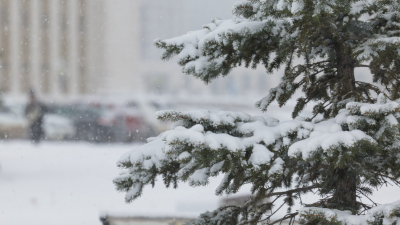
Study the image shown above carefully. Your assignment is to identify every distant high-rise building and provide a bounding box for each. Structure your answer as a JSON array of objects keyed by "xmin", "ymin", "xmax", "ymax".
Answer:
[
  {"xmin": 0, "ymin": 0, "xmax": 105, "ymax": 98},
  {"xmin": 0, "ymin": 0, "xmax": 275, "ymax": 99}
]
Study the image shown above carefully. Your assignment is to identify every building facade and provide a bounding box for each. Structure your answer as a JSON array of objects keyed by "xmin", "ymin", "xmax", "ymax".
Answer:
[
  {"xmin": 0, "ymin": 0, "xmax": 277, "ymax": 99},
  {"xmin": 0, "ymin": 0, "xmax": 105, "ymax": 98}
]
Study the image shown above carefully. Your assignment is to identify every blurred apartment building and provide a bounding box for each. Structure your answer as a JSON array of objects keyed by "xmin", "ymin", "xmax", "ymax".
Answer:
[
  {"xmin": 0, "ymin": 0, "xmax": 104, "ymax": 98},
  {"xmin": 0, "ymin": 0, "xmax": 276, "ymax": 99}
]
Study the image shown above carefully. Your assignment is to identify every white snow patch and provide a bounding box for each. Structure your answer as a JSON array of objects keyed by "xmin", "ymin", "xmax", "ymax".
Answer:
[{"xmin": 249, "ymin": 144, "xmax": 274, "ymax": 167}]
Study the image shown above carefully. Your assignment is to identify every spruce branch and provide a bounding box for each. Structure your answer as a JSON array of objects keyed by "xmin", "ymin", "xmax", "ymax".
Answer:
[
  {"xmin": 266, "ymin": 185, "xmax": 319, "ymax": 198},
  {"xmin": 354, "ymin": 64, "xmax": 371, "ymax": 68},
  {"xmin": 267, "ymin": 212, "xmax": 298, "ymax": 225}
]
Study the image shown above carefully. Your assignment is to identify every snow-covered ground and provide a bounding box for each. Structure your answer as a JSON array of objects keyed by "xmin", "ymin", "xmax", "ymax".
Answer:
[
  {"xmin": 0, "ymin": 140, "xmax": 399, "ymax": 225},
  {"xmin": 0, "ymin": 141, "xmax": 238, "ymax": 225}
]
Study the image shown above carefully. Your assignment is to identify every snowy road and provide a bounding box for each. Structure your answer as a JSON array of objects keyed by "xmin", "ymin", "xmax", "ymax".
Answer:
[
  {"xmin": 0, "ymin": 141, "xmax": 399, "ymax": 225},
  {"xmin": 0, "ymin": 141, "xmax": 224, "ymax": 225}
]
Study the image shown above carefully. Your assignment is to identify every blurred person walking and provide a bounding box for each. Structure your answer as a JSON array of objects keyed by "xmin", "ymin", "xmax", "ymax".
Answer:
[{"xmin": 25, "ymin": 89, "xmax": 47, "ymax": 143}]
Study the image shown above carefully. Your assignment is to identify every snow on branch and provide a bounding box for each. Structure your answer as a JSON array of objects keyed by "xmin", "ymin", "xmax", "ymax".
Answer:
[
  {"xmin": 115, "ymin": 109, "xmax": 313, "ymax": 201},
  {"xmin": 114, "ymin": 95, "xmax": 400, "ymax": 225},
  {"xmin": 155, "ymin": 16, "xmax": 291, "ymax": 83},
  {"xmin": 115, "ymin": 95, "xmax": 400, "ymax": 203},
  {"xmin": 299, "ymin": 200, "xmax": 400, "ymax": 225}
]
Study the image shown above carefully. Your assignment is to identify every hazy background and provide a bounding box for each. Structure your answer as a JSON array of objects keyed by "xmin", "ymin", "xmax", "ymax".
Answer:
[
  {"xmin": 0, "ymin": 1, "xmax": 390, "ymax": 225},
  {"xmin": 0, "ymin": 0, "xmax": 278, "ymax": 100}
]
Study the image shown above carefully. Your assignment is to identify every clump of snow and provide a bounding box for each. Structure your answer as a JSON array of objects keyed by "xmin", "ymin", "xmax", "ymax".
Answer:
[
  {"xmin": 348, "ymin": 97, "xmax": 400, "ymax": 115},
  {"xmin": 288, "ymin": 130, "xmax": 376, "ymax": 160},
  {"xmin": 249, "ymin": 144, "xmax": 274, "ymax": 168},
  {"xmin": 300, "ymin": 200, "xmax": 400, "ymax": 225},
  {"xmin": 291, "ymin": 1, "xmax": 304, "ymax": 14},
  {"xmin": 210, "ymin": 161, "xmax": 225, "ymax": 175},
  {"xmin": 189, "ymin": 168, "xmax": 210, "ymax": 186},
  {"xmin": 350, "ymin": 0, "xmax": 370, "ymax": 15},
  {"xmin": 368, "ymin": 200, "xmax": 400, "ymax": 220},
  {"xmin": 157, "ymin": 110, "xmax": 253, "ymax": 128},
  {"xmin": 118, "ymin": 139, "xmax": 166, "ymax": 169},
  {"xmin": 268, "ymin": 157, "xmax": 284, "ymax": 175},
  {"xmin": 178, "ymin": 151, "xmax": 192, "ymax": 160}
]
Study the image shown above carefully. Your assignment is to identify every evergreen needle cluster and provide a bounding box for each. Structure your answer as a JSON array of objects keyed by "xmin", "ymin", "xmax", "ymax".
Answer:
[{"xmin": 114, "ymin": 0, "xmax": 400, "ymax": 224}]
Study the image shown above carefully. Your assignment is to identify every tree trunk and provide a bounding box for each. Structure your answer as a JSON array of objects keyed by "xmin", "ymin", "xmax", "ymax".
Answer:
[
  {"xmin": 335, "ymin": 44, "xmax": 356, "ymax": 96},
  {"xmin": 323, "ymin": 45, "xmax": 359, "ymax": 212},
  {"xmin": 330, "ymin": 168, "xmax": 358, "ymax": 211}
]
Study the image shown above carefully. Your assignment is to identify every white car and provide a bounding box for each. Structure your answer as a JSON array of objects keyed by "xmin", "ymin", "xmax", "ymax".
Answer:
[
  {"xmin": 43, "ymin": 114, "xmax": 76, "ymax": 141},
  {"xmin": 0, "ymin": 111, "xmax": 28, "ymax": 139}
]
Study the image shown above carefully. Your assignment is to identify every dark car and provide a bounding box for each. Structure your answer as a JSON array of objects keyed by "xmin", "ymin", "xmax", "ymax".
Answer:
[
  {"xmin": 112, "ymin": 108, "xmax": 156, "ymax": 142},
  {"xmin": 47, "ymin": 104, "xmax": 116, "ymax": 142}
]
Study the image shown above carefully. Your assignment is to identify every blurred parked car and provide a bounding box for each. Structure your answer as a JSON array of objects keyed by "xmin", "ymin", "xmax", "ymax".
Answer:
[
  {"xmin": 0, "ymin": 107, "xmax": 28, "ymax": 139},
  {"xmin": 44, "ymin": 97, "xmax": 175, "ymax": 142},
  {"xmin": 111, "ymin": 105, "xmax": 156, "ymax": 142},
  {"xmin": 47, "ymin": 104, "xmax": 115, "ymax": 142},
  {"xmin": 122, "ymin": 99, "xmax": 173, "ymax": 135},
  {"xmin": 0, "ymin": 102, "xmax": 77, "ymax": 141},
  {"xmin": 87, "ymin": 100, "xmax": 157, "ymax": 142},
  {"xmin": 43, "ymin": 114, "xmax": 76, "ymax": 141}
]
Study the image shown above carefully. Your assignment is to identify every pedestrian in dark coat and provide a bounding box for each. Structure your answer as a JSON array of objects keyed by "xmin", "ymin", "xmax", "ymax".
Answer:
[{"xmin": 25, "ymin": 90, "xmax": 47, "ymax": 143}]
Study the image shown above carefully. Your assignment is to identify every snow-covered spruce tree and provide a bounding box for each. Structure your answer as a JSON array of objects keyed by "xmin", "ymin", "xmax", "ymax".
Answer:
[{"xmin": 114, "ymin": 0, "xmax": 400, "ymax": 224}]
